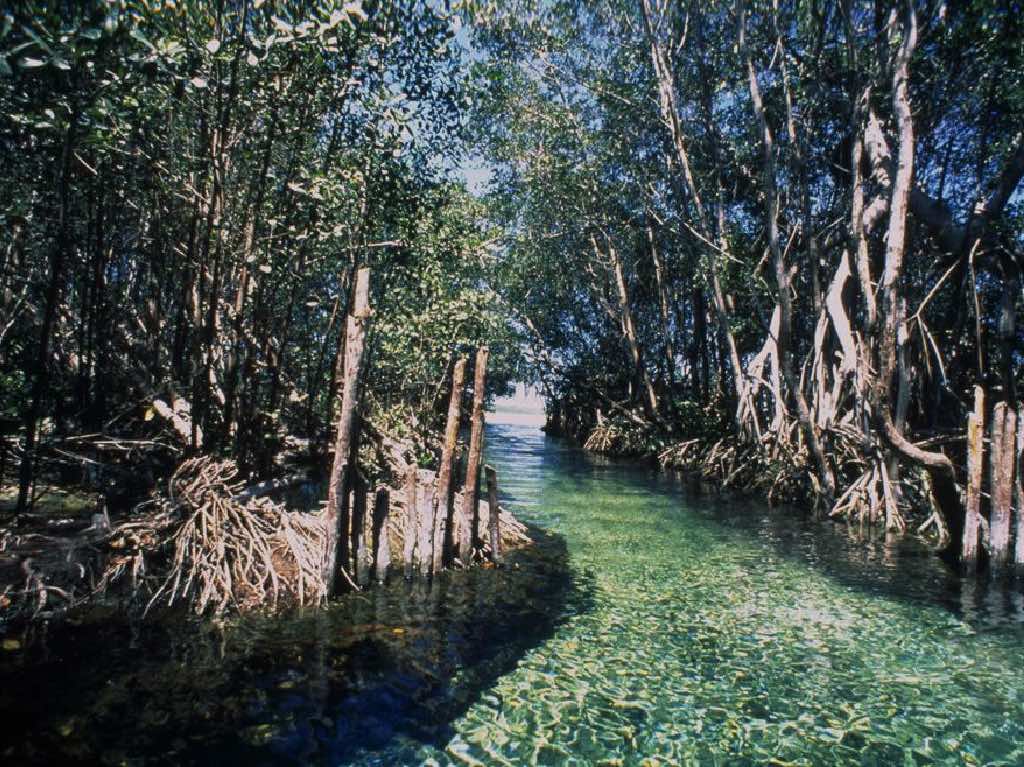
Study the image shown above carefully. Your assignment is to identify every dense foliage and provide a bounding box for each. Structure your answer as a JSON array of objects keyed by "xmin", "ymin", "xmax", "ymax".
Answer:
[
  {"xmin": 0, "ymin": 0, "xmax": 519, "ymax": 511},
  {"xmin": 470, "ymin": 0, "xmax": 1023, "ymax": 539},
  {"xmin": 3, "ymin": 0, "xmax": 1023, "ymax": 557}
]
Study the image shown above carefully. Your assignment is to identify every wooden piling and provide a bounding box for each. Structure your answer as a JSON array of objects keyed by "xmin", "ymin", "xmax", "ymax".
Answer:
[
  {"xmin": 962, "ymin": 385, "xmax": 985, "ymax": 568},
  {"xmin": 323, "ymin": 267, "xmax": 372, "ymax": 595},
  {"xmin": 372, "ymin": 487, "xmax": 391, "ymax": 585},
  {"xmin": 990, "ymin": 403, "xmax": 1017, "ymax": 570},
  {"xmin": 459, "ymin": 347, "xmax": 489, "ymax": 562},
  {"xmin": 353, "ymin": 474, "xmax": 371, "ymax": 588},
  {"xmin": 417, "ymin": 469, "xmax": 436, "ymax": 577},
  {"xmin": 402, "ymin": 463, "xmax": 417, "ymax": 579},
  {"xmin": 434, "ymin": 357, "xmax": 467, "ymax": 573},
  {"xmin": 1014, "ymin": 404, "xmax": 1024, "ymax": 570},
  {"xmin": 485, "ymin": 464, "xmax": 501, "ymax": 564}
]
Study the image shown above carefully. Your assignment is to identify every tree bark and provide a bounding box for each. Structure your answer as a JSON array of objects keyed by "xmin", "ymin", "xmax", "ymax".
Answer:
[
  {"xmin": 866, "ymin": 4, "xmax": 964, "ymax": 549},
  {"xmin": 372, "ymin": 487, "xmax": 391, "ymax": 585},
  {"xmin": 16, "ymin": 104, "xmax": 78, "ymax": 516},
  {"xmin": 403, "ymin": 463, "xmax": 418, "ymax": 579},
  {"xmin": 608, "ymin": 235, "xmax": 658, "ymax": 418},
  {"xmin": 640, "ymin": 0, "xmax": 747, "ymax": 427},
  {"xmin": 989, "ymin": 403, "xmax": 1016, "ymax": 571},
  {"xmin": 1014, "ymin": 404, "xmax": 1024, "ymax": 569},
  {"xmin": 434, "ymin": 356, "xmax": 467, "ymax": 572},
  {"xmin": 417, "ymin": 469, "xmax": 437, "ymax": 577},
  {"xmin": 645, "ymin": 221, "xmax": 675, "ymax": 389},
  {"xmin": 352, "ymin": 473, "xmax": 371, "ymax": 588},
  {"xmin": 459, "ymin": 347, "xmax": 489, "ymax": 562},
  {"xmin": 322, "ymin": 267, "xmax": 372, "ymax": 596},
  {"xmin": 739, "ymin": 1, "xmax": 835, "ymax": 501}
]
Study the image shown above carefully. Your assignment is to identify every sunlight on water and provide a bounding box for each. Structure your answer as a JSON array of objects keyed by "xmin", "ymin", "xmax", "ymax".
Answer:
[
  {"xmin": 403, "ymin": 423, "xmax": 1024, "ymax": 767},
  {"xmin": 2, "ymin": 425, "xmax": 1023, "ymax": 765}
]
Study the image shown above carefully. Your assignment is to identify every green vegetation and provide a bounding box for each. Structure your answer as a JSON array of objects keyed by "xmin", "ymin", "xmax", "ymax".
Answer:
[
  {"xmin": 0, "ymin": 0, "xmax": 520, "ymax": 513},
  {"xmin": 1, "ymin": 2, "xmax": 1024, "ymax": 762},
  {"xmin": 4, "ymin": 1, "xmax": 1023, "ymax": 562},
  {"xmin": 471, "ymin": 0, "xmax": 1024, "ymax": 555}
]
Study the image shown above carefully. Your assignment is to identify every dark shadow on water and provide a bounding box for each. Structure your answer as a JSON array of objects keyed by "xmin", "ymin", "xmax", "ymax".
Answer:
[{"xmin": 0, "ymin": 524, "xmax": 594, "ymax": 766}]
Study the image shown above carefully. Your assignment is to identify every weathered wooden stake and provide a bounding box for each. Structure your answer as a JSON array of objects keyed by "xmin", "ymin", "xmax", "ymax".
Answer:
[
  {"xmin": 417, "ymin": 469, "xmax": 436, "ymax": 577},
  {"xmin": 372, "ymin": 487, "xmax": 391, "ymax": 585},
  {"xmin": 353, "ymin": 474, "xmax": 371, "ymax": 588},
  {"xmin": 323, "ymin": 267, "xmax": 371, "ymax": 596},
  {"xmin": 990, "ymin": 403, "xmax": 1017, "ymax": 570},
  {"xmin": 434, "ymin": 357, "xmax": 467, "ymax": 573},
  {"xmin": 485, "ymin": 464, "xmax": 501, "ymax": 564},
  {"xmin": 962, "ymin": 385, "xmax": 985, "ymax": 568},
  {"xmin": 1015, "ymin": 405, "xmax": 1024, "ymax": 570},
  {"xmin": 459, "ymin": 347, "xmax": 489, "ymax": 562},
  {"xmin": 403, "ymin": 463, "xmax": 417, "ymax": 579}
]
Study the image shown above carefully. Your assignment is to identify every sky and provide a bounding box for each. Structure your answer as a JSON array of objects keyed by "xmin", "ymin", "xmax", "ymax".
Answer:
[
  {"xmin": 459, "ymin": 159, "xmax": 493, "ymax": 195},
  {"xmin": 489, "ymin": 382, "xmax": 547, "ymax": 426}
]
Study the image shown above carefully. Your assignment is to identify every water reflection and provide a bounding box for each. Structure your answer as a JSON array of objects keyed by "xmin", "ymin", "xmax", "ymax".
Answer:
[
  {"xmin": 3, "ymin": 424, "xmax": 1024, "ymax": 766},
  {"xmin": 0, "ymin": 522, "xmax": 588, "ymax": 766},
  {"xmin": 661, "ymin": 468, "xmax": 1024, "ymax": 634},
  {"xmin": 459, "ymin": 424, "xmax": 1024, "ymax": 766}
]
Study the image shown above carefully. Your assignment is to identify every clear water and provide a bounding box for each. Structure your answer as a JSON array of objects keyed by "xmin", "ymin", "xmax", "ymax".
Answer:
[{"xmin": 2, "ymin": 423, "xmax": 1023, "ymax": 765}]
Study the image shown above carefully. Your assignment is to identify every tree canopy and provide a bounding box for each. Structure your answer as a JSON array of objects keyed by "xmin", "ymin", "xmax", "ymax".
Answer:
[
  {"xmin": 1, "ymin": 0, "xmax": 521, "ymax": 511},
  {"xmin": 469, "ymin": 0, "xmax": 1023, "ymax": 539},
  {"xmin": 2, "ymin": 0, "xmax": 1023, "ymax": 555}
]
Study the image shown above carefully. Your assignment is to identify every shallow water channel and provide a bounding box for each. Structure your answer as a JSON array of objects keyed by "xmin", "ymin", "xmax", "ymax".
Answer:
[{"xmin": 3, "ymin": 423, "xmax": 1024, "ymax": 765}]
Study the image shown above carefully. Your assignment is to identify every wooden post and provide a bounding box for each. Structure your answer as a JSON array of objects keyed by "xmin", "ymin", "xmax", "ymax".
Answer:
[
  {"xmin": 417, "ymin": 469, "xmax": 436, "ymax": 577},
  {"xmin": 990, "ymin": 403, "xmax": 1016, "ymax": 570},
  {"xmin": 353, "ymin": 474, "xmax": 370, "ymax": 588},
  {"xmin": 402, "ymin": 464, "xmax": 417, "ymax": 579},
  {"xmin": 485, "ymin": 464, "xmax": 501, "ymax": 564},
  {"xmin": 372, "ymin": 487, "xmax": 391, "ymax": 585},
  {"xmin": 962, "ymin": 386, "xmax": 985, "ymax": 568},
  {"xmin": 323, "ymin": 267, "xmax": 372, "ymax": 596},
  {"xmin": 1014, "ymin": 404, "xmax": 1024, "ymax": 569},
  {"xmin": 459, "ymin": 347, "xmax": 489, "ymax": 562},
  {"xmin": 434, "ymin": 357, "xmax": 467, "ymax": 573}
]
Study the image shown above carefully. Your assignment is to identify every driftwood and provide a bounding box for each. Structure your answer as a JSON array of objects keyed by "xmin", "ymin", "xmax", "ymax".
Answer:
[
  {"xmin": 352, "ymin": 473, "xmax": 371, "ymax": 588},
  {"xmin": 4, "ymin": 386, "xmax": 535, "ymax": 621},
  {"xmin": 125, "ymin": 457, "xmax": 330, "ymax": 615},
  {"xmin": 372, "ymin": 488, "xmax": 390, "ymax": 584},
  {"xmin": 402, "ymin": 464, "xmax": 417, "ymax": 579},
  {"xmin": 235, "ymin": 473, "xmax": 309, "ymax": 503},
  {"xmin": 417, "ymin": 469, "xmax": 437, "ymax": 577}
]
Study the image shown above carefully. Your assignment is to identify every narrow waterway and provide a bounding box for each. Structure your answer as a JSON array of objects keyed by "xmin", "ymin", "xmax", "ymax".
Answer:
[
  {"xmin": 2, "ymin": 423, "xmax": 1024, "ymax": 765},
  {"xmin": 436, "ymin": 422, "xmax": 1024, "ymax": 766}
]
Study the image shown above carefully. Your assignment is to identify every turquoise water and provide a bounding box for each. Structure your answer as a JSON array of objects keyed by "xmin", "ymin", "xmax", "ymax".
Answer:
[
  {"xmin": 2, "ymin": 423, "xmax": 1023, "ymax": 765},
  {"xmin": 426, "ymin": 423, "xmax": 1024, "ymax": 766}
]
